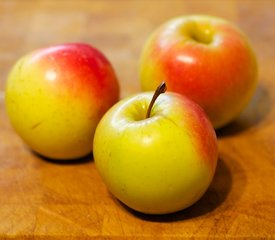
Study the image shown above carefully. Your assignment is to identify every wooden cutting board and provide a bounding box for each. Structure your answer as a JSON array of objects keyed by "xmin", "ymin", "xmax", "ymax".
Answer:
[{"xmin": 0, "ymin": 1, "xmax": 274, "ymax": 239}]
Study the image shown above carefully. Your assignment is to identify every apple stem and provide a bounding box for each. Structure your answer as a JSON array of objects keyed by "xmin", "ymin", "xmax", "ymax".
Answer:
[{"xmin": 146, "ymin": 81, "xmax": 167, "ymax": 118}]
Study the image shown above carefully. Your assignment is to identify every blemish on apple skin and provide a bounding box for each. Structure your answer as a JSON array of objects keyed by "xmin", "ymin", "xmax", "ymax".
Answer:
[
  {"xmin": 31, "ymin": 121, "xmax": 43, "ymax": 130},
  {"xmin": 17, "ymin": 59, "xmax": 24, "ymax": 75},
  {"xmin": 121, "ymin": 184, "xmax": 126, "ymax": 193}
]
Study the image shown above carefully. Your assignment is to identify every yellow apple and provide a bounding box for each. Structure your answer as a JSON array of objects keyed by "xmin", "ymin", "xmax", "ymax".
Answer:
[
  {"xmin": 94, "ymin": 83, "xmax": 218, "ymax": 214},
  {"xmin": 5, "ymin": 43, "xmax": 119, "ymax": 160}
]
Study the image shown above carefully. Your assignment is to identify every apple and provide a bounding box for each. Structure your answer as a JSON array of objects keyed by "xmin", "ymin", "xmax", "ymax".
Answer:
[
  {"xmin": 94, "ymin": 82, "xmax": 218, "ymax": 214},
  {"xmin": 5, "ymin": 43, "xmax": 119, "ymax": 160},
  {"xmin": 139, "ymin": 15, "xmax": 258, "ymax": 129}
]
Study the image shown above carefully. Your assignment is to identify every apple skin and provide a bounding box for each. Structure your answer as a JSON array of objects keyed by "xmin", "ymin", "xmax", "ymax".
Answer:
[
  {"xmin": 5, "ymin": 43, "xmax": 119, "ymax": 160},
  {"xmin": 93, "ymin": 91, "xmax": 218, "ymax": 214},
  {"xmin": 139, "ymin": 15, "xmax": 258, "ymax": 129}
]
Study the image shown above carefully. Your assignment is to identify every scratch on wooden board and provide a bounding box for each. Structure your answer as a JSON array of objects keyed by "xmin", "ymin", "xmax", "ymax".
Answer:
[{"xmin": 0, "ymin": 91, "xmax": 4, "ymax": 101}]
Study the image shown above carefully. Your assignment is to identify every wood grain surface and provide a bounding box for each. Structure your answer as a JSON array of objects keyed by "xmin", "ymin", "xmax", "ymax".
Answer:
[{"xmin": 0, "ymin": 0, "xmax": 274, "ymax": 239}]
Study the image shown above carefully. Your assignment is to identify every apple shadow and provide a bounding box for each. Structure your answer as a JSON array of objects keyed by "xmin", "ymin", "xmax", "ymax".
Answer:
[
  {"xmin": 116, "ymin": 157, "xmax": 238, "ymax": 222},
  {"xmin": 216, "ymin": 84, "xmax": 271, "ymax": 137},
  {"xmin": 32, "ymin": 150, "xmax": 94, "ymax": 165}
]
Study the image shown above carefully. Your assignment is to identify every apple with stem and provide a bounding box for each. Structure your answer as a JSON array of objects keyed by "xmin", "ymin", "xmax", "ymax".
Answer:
[
  {"xmin": 5, "ymin": 43, "xmax": 119, "ymax": 160},
  {"xmin": 139, "ymin": 15, "xmax": 258, "ymax": 129},
  {"xmin": 94, "ymin": 82, "xmax": 218, "ymax": 214}
]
